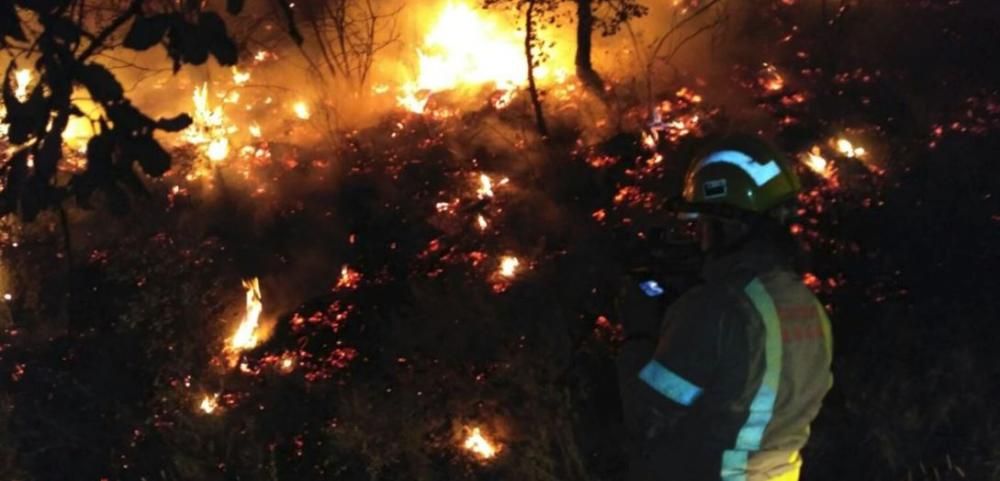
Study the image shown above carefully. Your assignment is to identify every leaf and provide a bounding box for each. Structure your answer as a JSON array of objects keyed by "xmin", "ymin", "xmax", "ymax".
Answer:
[
  {"xmin": 123, "ymin": 14, "xmax": 171, "ymax": 51},
  {"xmin": 85, "ymin": 133, "xmax": 114, "ymax": 176},
  {"xmin": 199, "ymin": 12, "xmax": 238, "ymax": 66},
  {"xmin": 172, "ymin": 21, "xmax": 208, "ymax": 65},
  {"xmin": 79, "ymin": 63, "xmax": 124, "ymax": 103},
  {"xmin": 155, "ymin": 113, "xmax": 193, "ymax": 132},
  {"xmin": 226, "ymin": 0, "xmax": 245, "ymax": 15},
  {"xmin": 124, "ymin": 135, "xmax": 171, "ymax": 177}
]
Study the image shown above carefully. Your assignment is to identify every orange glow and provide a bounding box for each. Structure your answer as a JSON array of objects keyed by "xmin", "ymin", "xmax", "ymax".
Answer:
[
  {"xmin": 336, "ymin": 265, "xmax": 362, "ymax": 290},
  {"xmin": 199, "ymin": 394, "xmax": 220, "ymax": 414},
  {"xmin": 499, "ymin": 256, "xmax": 520, "ymax": 278},
  {"xmin": 396, "ymin": 1, "xmax": 570, "ymax": 113},
  {"xmin": 293, "ymin": 101, "xmax": 311, "ymax": 120},
  {"xmin": 462, "ymin": 426, "xmax": 500, "ymax": 460}
]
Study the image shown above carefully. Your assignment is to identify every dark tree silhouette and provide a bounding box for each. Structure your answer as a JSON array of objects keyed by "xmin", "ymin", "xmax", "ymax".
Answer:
[{"xmin": 0, "ymin": 0, "xmax": 299, "ymax": 222}]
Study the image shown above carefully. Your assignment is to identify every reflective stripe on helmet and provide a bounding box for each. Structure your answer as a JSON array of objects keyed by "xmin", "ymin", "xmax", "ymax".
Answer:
[
  {"xmin": 721, "ymin": 278, "xmax": 785, "ymax": 479},
  {"xmin": 696, "ymin": 150, "xmax": 781, "ymax": 187},
  {"xmin": 638, "ymin": 360, "xmax": 703, "ymax": 406}
]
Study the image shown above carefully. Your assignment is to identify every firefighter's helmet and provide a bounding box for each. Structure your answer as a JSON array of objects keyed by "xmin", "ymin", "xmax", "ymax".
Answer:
[{"xmin": 681, "ymin": 134, "xmax": 801, "ymax": 216}]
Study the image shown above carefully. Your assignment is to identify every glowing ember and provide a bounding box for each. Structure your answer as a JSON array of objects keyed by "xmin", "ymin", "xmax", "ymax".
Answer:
[
  {"xmin": 293, "ymin": 101, "xmax": 311, "ymax": 120},
  {"xmin": 231, "ymin": 67, "xmax": 251, "ymax": 86},
  {"xmin": 499, "ymin": 256, "xmax": 520, "ymax": 278},
  {"xmin": 835, "ymin": 138, "xmax": 865, "ymax": 158},
  {"xmin": 14, "ymin": 69, "xmax": 32, "ymax": 102},
  {"xmin": 477, "ymin": 174, "xmax": 495, "ymax": 198},
  {"xmin": 462, "ymin": 426, "xmax": 500, "ymax": 460},
  {"xmin": 199, "ymin": 394, "xmax": 220, "ymax": 414},
  {"xmin": 760, "ymin": 64, "xmax": 785, "ymax": 92},
  {"xmin": 249, "ymin": 122, "xmax": 262, "ymax": 138},
  {"xmin": 279, "ymin": 354, "xmax": 296, "ymax": 373},
  {"xmin": 229, "ymin": 278, "xmax": 263, "ymax": 352},
  {"xmin": 476, "ymin": 214, "xmax": 488, "ymax": 230},
  {"xmin": 336, "ymin": 265, "xmax": 362, "ymax": 290},
  {"xmin": 476, "ymin": 174, "xmax": 508, "ymax": 199}
]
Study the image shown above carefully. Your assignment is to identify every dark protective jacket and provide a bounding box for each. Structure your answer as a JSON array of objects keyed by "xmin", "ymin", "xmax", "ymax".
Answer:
[{"xmin": 617, "ymin": 239, "xmax": 833, "ymax": 481}]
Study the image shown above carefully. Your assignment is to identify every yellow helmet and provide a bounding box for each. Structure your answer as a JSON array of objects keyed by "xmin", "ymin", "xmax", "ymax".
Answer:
[{"xmin": 682, "ymin": 134, "xmax": 801, "ymax": 215}]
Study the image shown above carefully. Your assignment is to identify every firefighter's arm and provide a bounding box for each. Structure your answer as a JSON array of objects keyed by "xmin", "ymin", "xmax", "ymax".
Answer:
[{"xmin": 629, "ymin": 288, "xmax": 723, "ymax": 438}]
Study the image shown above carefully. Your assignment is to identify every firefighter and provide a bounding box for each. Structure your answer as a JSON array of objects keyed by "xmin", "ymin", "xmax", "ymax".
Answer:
[{"xmin": 616, "ymin": 134, "xmax": 834, "ymax": 481}]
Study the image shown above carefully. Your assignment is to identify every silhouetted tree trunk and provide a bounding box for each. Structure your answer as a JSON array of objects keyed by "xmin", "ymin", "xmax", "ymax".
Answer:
[
  {"xmin": 575, "ymin": 0, "xmax": 605, "ymax": 95},
  {"xmin": 525, "ymin": 0, "xmax": 549, "ymax": 137}
]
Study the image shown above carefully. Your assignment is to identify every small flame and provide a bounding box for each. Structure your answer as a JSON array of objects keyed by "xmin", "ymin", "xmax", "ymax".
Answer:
[
  {"xmin": 463, "ymin": 427, "xmax": 500, "ymax": 460},
  {"xmin": 801, "ymin": 147, "xmax": 836, "ymax": 181},
  {"xmin": 249, "ymin": 122, "xmax": 262, "ymax": 138},
  {"xmin": 293, "ymin": 102, "xmax": 311, "ymax": 120},
  {"xmin": 14, "ymin": 69, "xmax": 32, "ymax": 102},
  {"xmin": 231, "ymin": 67, "xmax": 251, "ymax": 86},
  {"xmin": 279, "ymin": 354, "xmax": 296, "ymax": 373},
  {"xmin": 499, "ymin": 256, "xmax": 520, "ymax": 278},
  {"xmin": 476, "ymin": 214, "xmax": 488, "ymax": 230},
  {"xmin": 835, "ymin": 138, "xmax": 865, "ymax": 158},
  {"xmin": 199, "ymin": 394, "xmax": 220, "ymax": 414},
  {"xmin": 229, "ymin": 278, "xmax": 263, "ymax": 352},
  {"xmin": 477, "ymin": 174, "xmax": 494, "ymax": 198},
  {"xmin": 336, "ymin": 265, "xmax": 362, "ymax": 290}
]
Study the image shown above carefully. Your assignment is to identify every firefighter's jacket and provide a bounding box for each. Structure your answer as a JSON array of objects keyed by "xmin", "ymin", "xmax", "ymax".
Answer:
[{"xmin": 617, "ymin": 240, "xmax": 833, "ymax": 481}]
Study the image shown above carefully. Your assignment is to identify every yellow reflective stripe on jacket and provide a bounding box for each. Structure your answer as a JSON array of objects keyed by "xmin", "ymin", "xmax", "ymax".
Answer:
[{"xmin": 721, "ymin": 278, "xmax": 786, "ymax": 481}]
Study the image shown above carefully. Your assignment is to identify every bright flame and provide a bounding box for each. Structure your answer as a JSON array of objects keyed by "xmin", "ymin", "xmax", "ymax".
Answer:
[
  {"xmin": 499, "ymin": 256, "xmax": 520, "ymax": 278},
  {"xmin": 835, "ymin": 138, "xmax": 865, "ymax": 158},
  {"xmin": 199, "ymin": 394, "xmax": 220, "ymax": 414},
  {"xmin": 14, "ymin": 69, "xmax": 32, "ymax": 102},
  {"xmin": 801, "ymin": 147, "xmax": 836, "ymax": 180},
  {"xmin": 229, "ymin": 278, "xmax": 263, "ymax": 352},
  {"xmin": 463, "ymin": 427, "xmax": 500, "ymax": 460},
  {"xmin": 231, "ymin": 67, "xmax": 251, "ymax": 86},
  {"xmin": 185, "ymin": 83, "xmax": 233, "ymax": 162},
  {"xmin": 397, "ymin": 1, "xmax": 568, "ymax": 113},
  {"xmin": 206, "ymin": 138, "xmax": 230, "ymax": 162},
  {"xmin": 249, "ymin": 122, "xmax": 262, "ymax": 138},
  {"xmin": 477, "ymin": 174, "xmax": 495, "ymax": 198},
  {"xmin": 293, "ymin": 101, "xmax": 311, "ymax": 120},
  {"xmin": 476, "ymin": 214, "xmax": 488, "ymax": 230}
]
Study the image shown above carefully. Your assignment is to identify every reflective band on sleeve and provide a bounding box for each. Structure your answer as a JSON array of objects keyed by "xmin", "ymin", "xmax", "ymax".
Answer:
[
  {"xmin": 697, "ymin": 150, "xmax": 781, "ymax": 187},
  {"xmin": 721, "ymin": 278, "xmax": 785, "ymax": 478},
  {"xmin": 638, "ymin": 360, "xmax": 703, "ymax": 406}
]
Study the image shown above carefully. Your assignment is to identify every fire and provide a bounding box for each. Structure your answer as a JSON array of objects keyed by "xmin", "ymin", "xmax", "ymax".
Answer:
[
  {"xmin": 336, "ymin": 265, "xmax": 362, "ymax": 290},
  {"xmin": 229, "ymin": 278, "xmax": 263, "ymax": 352},
  {"xmin": 759, "ymin": 64, "xmax": 785, "ymax": 92},
  {"xmin": 462, "ymin": 426, "xmax": 500, "ymax": 460},
  {"xmin": 293, "ymin": 101, "xmax": 311, "ymax": 120},
  {"xmin": 801, "ymin": 147, "xmax": 835, "ymax": 180},
  {"xmin": 476, "ymin": 174, "xmax": 508, "ymax": 199},
  {"xmin": 199, "ymin": 394, "xmax": 220, "ymax": 414},
  {"xmin": 499, "ymin": 256, "xmax": 520, "ymax": 278},
  {"xmin": 835, "ymin": 138, "xmax": 865, "ymax": 158},
  {"xmin": 231, "ymin": 67, "xmax": 251, "ymax": 86},
  {"xmin": 14, "ymin": 69, "xmax": 32, "ymax": 102},
  {"xmin": 476, "ymin": 214, "xmax": 488, "ymax": 230},
  {"xmin": 186, "ymin": 83, "xmax": 232, "ymax": 162},
  {"xmin": 397, "ymin": 1, "xmax": 569, "ymax": 113},
  {"xmin": 248, "ymin": 122, "xmax": 262, "ymax": 138}
]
